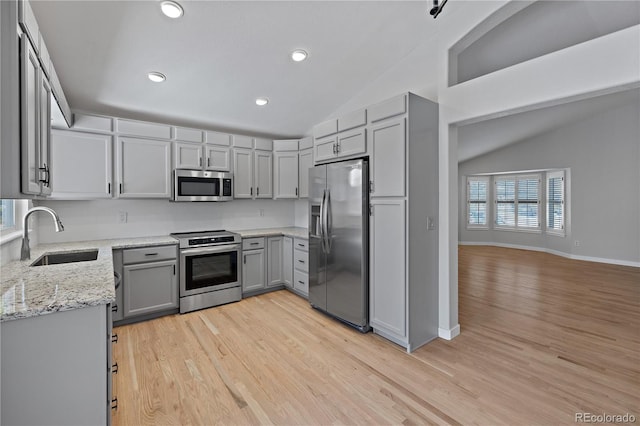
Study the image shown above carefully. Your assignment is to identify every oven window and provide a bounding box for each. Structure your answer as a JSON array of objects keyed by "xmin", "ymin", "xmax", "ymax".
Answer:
[
  {"xmin": 185, "ymin": 251, "xmax": 238, "ymax": 291},
  {"xmin": 178, "ymin": 177, "xmax": 220, "ymax": 196}
]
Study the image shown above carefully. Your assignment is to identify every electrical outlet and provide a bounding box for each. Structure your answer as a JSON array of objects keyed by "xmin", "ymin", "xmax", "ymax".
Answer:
[
  {"xmin": 574, "ymin": 240, "xmax": 580, "ymax": 247},
  {"xmin": 259, "ymin": 209, "xmax": 265, "ymax": 217},
  {"xmin": 118, "ymin": 211, "xmax": 128, "ymax": 224}
]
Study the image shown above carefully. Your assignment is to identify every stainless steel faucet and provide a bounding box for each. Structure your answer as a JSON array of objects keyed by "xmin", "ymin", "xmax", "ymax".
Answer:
[{"xmin": 20, "ymin": 206, "xmax": 64, "ymax": 260}]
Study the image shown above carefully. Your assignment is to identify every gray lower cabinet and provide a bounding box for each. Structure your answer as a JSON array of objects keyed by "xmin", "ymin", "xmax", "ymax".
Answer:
[
  {"xmin": 283, "ymin": 236, "xmax": 293, "ymax": 288},
  {"xmin": 242, "ymin": 249, "xmax": 265, "ymax": 293},
  {"xmin": 1, "ymin": 305, "xmax": 110, "ymax": 425},
  {"xmin": 267, "ymin": 236, "xmax": 283, "ymax": 287},
  {"xmin": 120, "ymin": 245, "xmax": 178, "ymax": 319}
]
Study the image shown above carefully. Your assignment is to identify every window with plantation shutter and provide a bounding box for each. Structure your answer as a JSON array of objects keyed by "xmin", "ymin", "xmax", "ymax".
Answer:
[
  {"xmin": 467, "ymin": 177, "xmax": 489, "ymax": 228},
  {"xmin": 546, "ymin": 171, "xmax": 565, "ymax": 235},
  {"xmin": 495, "ymin": 174, "xmax": 540, "ymax": 231}
]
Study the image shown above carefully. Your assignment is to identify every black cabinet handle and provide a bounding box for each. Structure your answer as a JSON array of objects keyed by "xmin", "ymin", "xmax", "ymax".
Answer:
[
  {"xmin": 112, "ymin": 333, "xmax": 118, "ymax": 344},
  {"xmin": 297, "ymin": 243, "xmax": 305, "ymax": 247},
  {"xmin": 111, "ymin": 397, "xmax": 118, "ymax": 410},
  {"xmin": 250, "ymin": 242, "xmax": 260, "ymax": 246},
  {"xmin": 112, "ymin": 304, "xmax": 118, "ymax": 313},
  {"xmin": 243, "ymin": 255, "xmax": 246, "ymax": 265},
  {"xmin": 207, "ymin": 157, "xmax": 210, "ymax": 167},
  {"xmin": 173, "ymin": 264, "xmax": 176, "ymax": 275},
  {"xmin": 108, "ymin": 183, "xmax": 111, "ymax": 194},
  {"xmin": 295, "ymin": 187, "xmax": 298, "ymax": 196},
  {"xmin": 257, "ymin": 187, "xmax": 260, "ymax": 196},
  {"xmin": 144, "ymin": 253, "xmax": 158, "ymax": 256},
  {"xmin": 119, "ymin": 183, "xmax": 122, "ymax": 194},
  {"xmin": 250, "ymin": 187, "xmax": 253, "ymax": 196},
  {"xmin": 298, "ymin": 281, "xmax": 304, "ymax": 285},
  {"xmin": 298, "ymin": 259, "xmax": 305, "ymax": 263},
  {"xmin": 112, "ymin": 362, "xmax": 118, "ymax": 374}
]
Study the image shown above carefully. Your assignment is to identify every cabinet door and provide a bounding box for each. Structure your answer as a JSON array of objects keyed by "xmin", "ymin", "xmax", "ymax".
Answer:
[
  {"xmin": 283, "ymin": 237, "xmax": 293, "ymax": 288},
  {"xmin": 174, "ymin": 142, "xmax": 203, "ymax": 169},
  {"xmin": 254, "ymin": 150, "xmax": 273, "ymax": 199},
  {"xmin": 117, "ymin": 137, "xmax": 172, "ymax": 198},
  {"xmin": 371, "ymin": 118, "xmax": 406, "ymax": 197},
  {"xmin": 314, "ymin": 136, "xmax": 337, "ymax": 163},
  {"xmin": 337, "ymin": 127, "xmax": 366, "ymax": 159},
  {"xmin": 20, "ymin": 36, "xmax": 41, "ymax": 195},
  {"xmin": 273, "ymin": 152, "xmax": 299, "ymax": 199},
  {"xmin": 370, "ymin": 199, "xmax": 406, "ymax": 340},
  {"xmin": 38, "ymin": 76, "xmax": 52, "ymax": 195},
  {"xmin": 298, "ymin": 149, "xmax": 313, "ymax": 198},
  {"xmin": 233, "ymin": 148, "xmax": 253, "ymax": 198},
  {"xmin": 205, "ymin": 145, "xmax": 230, "ymax": 171},
  {"xmin": 242, "ymin": 249, "xmax": 265, "ymax": 293},
  {"xmin": 123, "ymin": 260, "xmax": 178, "ymax": 318},
  {"xmin": 50, "ymin": 130, "xmax": 113, "ymax": 199},
  {"xmin": 267, "ymin": 237, "xmax": 283, "ymax": 287}
]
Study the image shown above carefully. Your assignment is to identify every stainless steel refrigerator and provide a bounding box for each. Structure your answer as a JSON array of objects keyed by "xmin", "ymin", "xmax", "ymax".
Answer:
[{"xmin": 308, "ymin": 158, "xmax": 369, "ymax": 332}]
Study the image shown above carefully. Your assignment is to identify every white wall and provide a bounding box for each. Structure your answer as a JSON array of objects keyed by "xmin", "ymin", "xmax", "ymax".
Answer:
[
  {"xmin": 35, "ymin": 199, "xmax": 296, "ymax": 244},
  {"xmin": 294, "ymin": 200, "xmax": 308, "ymax": 228},
  {"xmin": 458, "ymin": 98, "xmax": 640, "ymax": 265}
]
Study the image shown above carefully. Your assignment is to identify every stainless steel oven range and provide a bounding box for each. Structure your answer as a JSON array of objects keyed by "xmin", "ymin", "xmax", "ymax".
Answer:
[{"xmin": 171, "ymin": 230, "xmax": 242, "ymax": 314}]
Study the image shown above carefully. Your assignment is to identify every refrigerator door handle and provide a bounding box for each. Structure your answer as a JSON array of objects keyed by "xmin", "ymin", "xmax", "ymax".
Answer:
[
  {"xmin": 325, "ymin": 189, "xmax": 333, "ymax": 253},
  {"xmin": 320, "ymin": 189, "xmax": 327, "ymax": 254}
]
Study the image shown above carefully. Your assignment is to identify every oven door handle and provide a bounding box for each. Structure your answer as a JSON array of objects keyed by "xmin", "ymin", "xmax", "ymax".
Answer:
[{"xmin": 180, "ymin": 244, "xmax": 241, "ymax": 256}]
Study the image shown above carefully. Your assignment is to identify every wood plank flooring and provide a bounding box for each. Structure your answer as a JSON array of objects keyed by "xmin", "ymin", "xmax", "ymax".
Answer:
[{"xmin": 112, "ymin": 246, "xmax": 639, "ymax": 425}]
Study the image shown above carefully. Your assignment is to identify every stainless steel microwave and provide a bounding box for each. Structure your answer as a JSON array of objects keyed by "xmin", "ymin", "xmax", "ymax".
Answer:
[{"xmin": 172, "ymin": 170, "xmax": 233, "ymax": 202}]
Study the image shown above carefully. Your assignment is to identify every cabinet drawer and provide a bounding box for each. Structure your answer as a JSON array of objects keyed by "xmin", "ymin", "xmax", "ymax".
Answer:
[
  {"xmin": 242, "ymin": 237, "xmax": 265, "ymax": 250},
  {"xmin": 294, "ymin": 249, "xmax": 308, "ymax": 272},
  {"xmin": 293, "ymin": 238, "xmax": 308, "ymax": 251},
  {"xmin": 123, "ymin": 245, "xmax": 177, "ymax": 264},
  {"xmin": 294, "ymin": 270, "xmax": 309, "ymax": 295}
]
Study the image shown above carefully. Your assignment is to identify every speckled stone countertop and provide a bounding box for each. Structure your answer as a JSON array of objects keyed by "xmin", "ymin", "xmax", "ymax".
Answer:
[
  {"xmin": 0, "ymin": 236, "xmax": 177, "ymax": 323},
  {"xmin": 235, "ymin": 227, "xmax": 308, "ymax": 239}
]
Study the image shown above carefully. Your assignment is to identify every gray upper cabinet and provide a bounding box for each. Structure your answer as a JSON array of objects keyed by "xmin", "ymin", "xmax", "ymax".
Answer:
[
  {"xmin": 298, "ymin": 148, "xmax": 313, "ymax": 198},
  {"xmin": 273, "ymin": 151, "xmax": 299, "ymax": 199},
  {"xmin": 254, "ymin": 150, "xmax": 273, "ymax": 198},
  {"xmin": 116, "ymin": 137, "xmax": 172, "ymax": 198},
  {"xmin": 233, "ymin": 148, "xmax": 253, "ymax": 198},
  {"xmin": 370, "ymin": 118, "xmax": 406, "ymax": 197},
  {"xmin": 20, "ymin": 35, "xmax": 50, "ymax": 196},
  {"xmin": 50, "ymin": 129, "xmax": 113, "ymax": 199}
]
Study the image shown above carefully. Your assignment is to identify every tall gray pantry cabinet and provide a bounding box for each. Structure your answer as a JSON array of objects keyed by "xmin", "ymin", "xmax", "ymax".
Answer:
[{"xmin": 367, "ymin": 93, "xmax": 439, "ymax": 352}]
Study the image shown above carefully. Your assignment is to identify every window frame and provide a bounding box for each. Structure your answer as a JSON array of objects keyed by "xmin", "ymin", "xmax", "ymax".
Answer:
[
  {"xmin": 0, "ymin": 200, "xmax": 28, "ymax": 244},
  {"xmin": 494, "ymin": 174, "xmax": 542, "ymax": 233},
  {"xmin": 546, "ymin": 170, "xmax": 565, "ymax": 236},
  {"xmin": 466, "ymin": 176, "xmax": 490, "ymax": 229}
]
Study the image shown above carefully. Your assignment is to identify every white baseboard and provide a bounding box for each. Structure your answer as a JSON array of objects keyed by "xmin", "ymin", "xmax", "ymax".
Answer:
[
  {"xmin": 459, "ymin": 241, "xmax": 640, "ymax": 268},
  {"xmin": 438, "ymin": 324, "xmax": 460, "ymax": 340}
]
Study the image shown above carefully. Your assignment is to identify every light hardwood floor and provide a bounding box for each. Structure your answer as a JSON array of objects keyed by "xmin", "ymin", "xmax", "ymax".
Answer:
[{"xmin": 112, "ymin": 246, "xmax": 639, "ymax": 425}]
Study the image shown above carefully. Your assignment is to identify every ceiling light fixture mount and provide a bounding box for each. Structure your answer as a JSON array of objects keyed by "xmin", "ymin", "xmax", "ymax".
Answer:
[
  {"xmin": 148, "ymin": 72, "xmax": 166, "ymax": 83},
  {"xmin": 291, "ymin": 49, "xmax": 308, "ymax": 62},
  {"xmin": 161, "ymin": 1, "xmax": 184, "ymax": 18},
  {"xmin": 255, "ymin": 98, "xmax": 269, "ymax": 106},
  {"xmin": 429, "ymin": 0, "xmax": 448, "ymax": 18}
]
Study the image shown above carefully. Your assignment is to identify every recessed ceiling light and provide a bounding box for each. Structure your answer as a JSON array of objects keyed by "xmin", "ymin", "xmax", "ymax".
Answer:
[
  {"xmin": 291, "ymin": 49, "xmax": 308, "ymax": 62},
  {"xmin": 161, "ymin": 1, "xmax": 183, "ymax": 18},
  {"xmin": 255, "ymin": 98, "xmax": 269, "ymax": 106},
  {"xmin": 148, "ymin": 72, "xmax": 166, "ymax": 83}
]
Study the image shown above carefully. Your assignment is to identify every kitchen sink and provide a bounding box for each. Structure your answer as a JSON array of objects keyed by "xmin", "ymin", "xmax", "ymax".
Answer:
[{"xmin": 30, "ymin": 249, "xmax": 99, "ymax": 267}]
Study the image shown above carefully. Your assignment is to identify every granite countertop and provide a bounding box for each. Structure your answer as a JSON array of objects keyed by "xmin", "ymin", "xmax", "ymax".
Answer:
[
  {"xmin": 0, "ymin": 236, "xmax": 177, "ymax": 323},
  {"xmin": 235, "ymin": 227, "xmax": 308, "ymax": 239}
]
